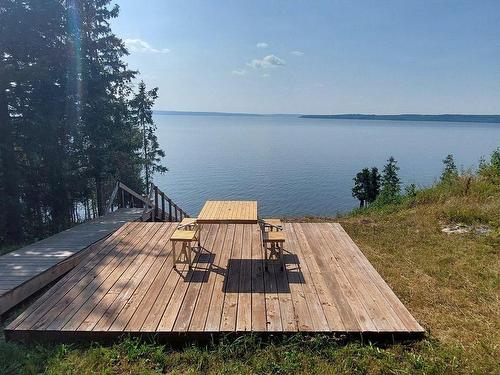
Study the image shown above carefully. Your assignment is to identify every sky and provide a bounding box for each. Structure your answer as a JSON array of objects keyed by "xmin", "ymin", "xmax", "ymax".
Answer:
[{"xmin": 111, "ymin": 0, "xmax": 500, "ymax": 114}]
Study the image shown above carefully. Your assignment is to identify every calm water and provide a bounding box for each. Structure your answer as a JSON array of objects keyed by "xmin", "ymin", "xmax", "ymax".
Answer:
[{"xmin": 154, "ymin": 115, "xmax": 500, "ymax": 217}]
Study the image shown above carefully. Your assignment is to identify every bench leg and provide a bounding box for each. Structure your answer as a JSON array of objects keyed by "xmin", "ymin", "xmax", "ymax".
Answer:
[
  {"xmin": 187, "ymin": 242, "xmax": 192, "ymax": 270},
  {"xmin": 172, "ymin": 242, "xmax": 177, "ymax": 269}
]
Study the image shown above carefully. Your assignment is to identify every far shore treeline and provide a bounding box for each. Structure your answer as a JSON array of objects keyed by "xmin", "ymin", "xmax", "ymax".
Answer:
[
  {"xmin": 0, "ymin": 1, "xmax": 164, "ymax": 246},
  {"xmin": 301, "ymin": 114, "xmax": 500, "ymax": 123}
]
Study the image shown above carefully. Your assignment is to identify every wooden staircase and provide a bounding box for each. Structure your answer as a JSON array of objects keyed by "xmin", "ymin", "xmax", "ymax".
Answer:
[{"xmin": 106, "ymin": 181, "xmax": 188, "ymax": 222}]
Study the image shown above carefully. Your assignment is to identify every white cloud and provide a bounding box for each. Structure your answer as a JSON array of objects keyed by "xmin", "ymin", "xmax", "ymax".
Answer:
[
  {"xmin": 232, "ymin": 69, "xmax": 246, "ymax": 76},
  {"xmin": 256, "ymin": 42, "xmax": 268, "ymax": 48},
  {"xmin": 291, "ymin": 50, "xmax": 304, "ymax": 56},
  {"xmin": 247, "ymin": 54, "xmax": 285, "ymax": 69},
  {"xmin": 125, "ymin": 38, "xmax": 170, "ymax": 53}
]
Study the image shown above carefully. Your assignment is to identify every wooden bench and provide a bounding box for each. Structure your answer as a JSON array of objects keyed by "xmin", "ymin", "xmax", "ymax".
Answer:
[
  {"xmin": 260, "ymin": 219, "xmax": 285, "ymax": 270},
  {"xmin": 171, "ymin": 218, "xmax": 200, "ymax": 270},
  {"xmin": 261, "ymin": 218, "xmax": 283, "ymax": 231}
]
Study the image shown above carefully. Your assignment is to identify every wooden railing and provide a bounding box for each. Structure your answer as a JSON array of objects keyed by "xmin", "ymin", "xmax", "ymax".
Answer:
[
  {"xmin": 143, "ymin": 182, "xmax": 189, "ymax": 222},
  {"xmin": 105, "ymin": 181, "xmax": 188, "ymax": 222}
]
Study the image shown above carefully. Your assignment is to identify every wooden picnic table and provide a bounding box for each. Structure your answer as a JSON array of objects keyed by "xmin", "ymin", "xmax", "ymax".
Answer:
[{"xmin": 197, "ymin": 200, "xmax": 258, "ymax": 224}]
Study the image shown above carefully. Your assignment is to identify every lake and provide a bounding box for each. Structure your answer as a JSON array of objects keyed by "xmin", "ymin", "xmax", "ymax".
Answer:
[{"xmin": 154, "ymin": 115, "xmax": 500, "ymax": 217}]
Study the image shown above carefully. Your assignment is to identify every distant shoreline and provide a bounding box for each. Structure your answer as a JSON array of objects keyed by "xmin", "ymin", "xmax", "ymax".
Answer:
[
  {"xmin": 300, "ymin": 114, "xmax": 500, "ymax": 123},
  {"xmin": 153, "ymin": 111, "xmax": 500, "ymax": 124},
  {"xmin": 153, "ymin": 110, "xmax": 300, "ymax": 117}
]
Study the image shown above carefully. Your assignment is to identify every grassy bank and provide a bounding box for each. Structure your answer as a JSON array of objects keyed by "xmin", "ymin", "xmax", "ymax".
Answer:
[{"xmin": 1, "ymin": 167, "xmax": 499, "ymax": 374}]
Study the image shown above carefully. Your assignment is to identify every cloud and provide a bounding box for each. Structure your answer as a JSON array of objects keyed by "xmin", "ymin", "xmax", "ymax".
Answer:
[
  {"xmin": 232, "ymin": 69, "xmax": 246, "ymax": 76},
  {"xmin": 125, "ymin": 38, "xmax": 170, "ymax": 53},
  {"xmin": 256, "ymin": 42, "xmax": 268, "ymax": 48},
  {"xmin": 291, "ymin": 50, "xmax": 304, "ymax": 56},
  {"xmin": 247, "ymin": 54, "xmax": 285, "ymax": 69},
  {"xmin": 262, "ymin": 73, "xmax": 270, "ymax": 78}
]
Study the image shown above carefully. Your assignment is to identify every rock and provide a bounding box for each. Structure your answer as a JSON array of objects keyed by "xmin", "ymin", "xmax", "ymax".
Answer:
[
  {"xmin": 475, "ymin": 226, "xmax": 492, "ymax": 235},
  {"xmin": 441, "ymin": 224, "xmax": 470, "ymax": 234},
  {"xmin": 441, "ymin": 223, "xmax": 492, "ymax": 235}
]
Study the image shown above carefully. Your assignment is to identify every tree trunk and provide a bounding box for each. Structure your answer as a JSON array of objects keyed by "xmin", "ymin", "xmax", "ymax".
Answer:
[
  {"xmin": 0, "ymin": 84, "xmax": 23, "ymax": 244},
  {"xmin": 95, "ymin": 174, "xmax": 104, "ymax": 216},
  {"xmin": 142, "ymin": 119, "xmax": 149, "ymax": 194}
]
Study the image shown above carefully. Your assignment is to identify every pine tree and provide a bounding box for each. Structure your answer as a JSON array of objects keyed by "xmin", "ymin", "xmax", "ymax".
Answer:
[
  {"xmin": 352, "ymin": 168, "xmax": 370, "ymax": 207},
  {"xmin": 367, "ymin": 167, "xmax": 381, "ymax": 203},
  {"xmin": 441, "ymin": 154, "xmax": 458, "ymax": 182},
  {"xmin": 380, "ymin": 156, "xmax": 401, "ymax": 200},
  {"xmin": 130, "ymin": 81, "xmax": 167, "ymax": 194},
  {"xmin": 0, "ymin": 0, "xmax": 152, "ymax": 244},
  {"xmin": 352, "ymin": 167, "xmax": 381, "ymax": 208},
  {"xmin": 69, "ymin": 0, "xmax": 140, "ymax": 215}
]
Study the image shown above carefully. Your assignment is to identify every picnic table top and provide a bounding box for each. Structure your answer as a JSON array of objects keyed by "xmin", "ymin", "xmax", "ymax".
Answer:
[{"xmin": 197, "ymin": 200, "xmax": 258, "ymax": 223}]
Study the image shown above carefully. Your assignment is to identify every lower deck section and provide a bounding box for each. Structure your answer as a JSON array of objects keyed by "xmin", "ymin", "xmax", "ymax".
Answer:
[
  {"xmin": 0, "ymin": 208, "xmax": 144, "ymax": 315},
  {"xmin": 6, "ymin": 222, "xmax": 423, "ymax": 341}
]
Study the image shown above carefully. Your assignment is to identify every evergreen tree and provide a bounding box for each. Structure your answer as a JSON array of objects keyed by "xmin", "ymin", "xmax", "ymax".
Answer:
[
  {"xmin": 130, "ymin": 81, "xmax": 167, "ymax": 193},
  {"xmin": 367, "ymin": 167, "xmax": 381, "ymax": 203},
  {"xmin": 441, "ymin": 154, "xmax": 458, "ymax": 182},
  {"xmin": 380, "ymin": 156, "xmax": 401, "ymax": 200},
  {"xmin": 0, "ymin": 0, "xmax": 157, "ymax": 245},
  {"xmin": 69, "ymin": 0, "xmax": 140, "ymax": 215},
  {"xmin": 352, "ymin": 168, "xmax": 370, "ymax": 207},
  {"xmin": 352, "ymin": 167, "xmax": 381, "ymax": 207}
]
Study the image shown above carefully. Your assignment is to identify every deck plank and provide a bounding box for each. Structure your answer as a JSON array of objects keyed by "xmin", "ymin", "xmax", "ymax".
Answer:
[
  {"xmin": 300, "ymin": 223, "xmax": 377, "ymax": 332},
  {"xmin": 220, "ymin": 224, "xmax": 244, "ymax": 331},
  {"xmin": 235, "ymin": 225, "xmax": 253, "ymax": 331},
  {"xmin": 82, "ymin": 223, "xmax": 176, "ymax": 331},
  {"xmin": 45, "ymin": 224, "xmax": 160, "ymax": 331},
  {"xmin": 250, "ymin": 224, "xmax": 267, "ymax": 332},
  {"xmin": 315, "ymin": 223, "xmax": 401, "ymax": 332},
  {"xmin": 12, "ymin": 222, "xmax": 141, "ymax": 330},
  {"xmin": 204, "ymin": 224, "xmax": 236, "ymax": 331},
  {"xmin": 172, "ymin": 224, "xmax": 219, "ymax": 332},
  {"xmin": 286, "ymin": 223, "xmax": 345, "ymax": 331},
  {"xmin": 96, "ymin": 223, "xmax": 176, "ymax": 332},
  {"xmin": 287, "ymin": 224, "xmax": 329, "ymax": 332},
  {"xmin": 188, "ymin": 224, "xmax": 226, "ymax": 332}
]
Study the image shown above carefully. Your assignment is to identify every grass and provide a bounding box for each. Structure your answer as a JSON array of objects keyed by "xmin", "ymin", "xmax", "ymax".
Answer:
[{"xmin": 1, "ymin": 172, "xmax": 499, "ymax": 374}]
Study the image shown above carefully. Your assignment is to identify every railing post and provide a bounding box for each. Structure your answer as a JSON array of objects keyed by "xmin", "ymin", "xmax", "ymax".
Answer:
[
  {"xmin": 154, "ymin": 185, "xmax": 159, "ymax": 222},
  {"xmin": 174, "ymin": 206, "xmax": 178, "ymax": 222},
  {"xmin": 168, "ymin": 198, "xmax": 172, "ymax": 222},
  {"xmin": 120, "ymin": 188, "xmax": 125, "ymax": 208},
  {"xmin": 161, "ymin": 192, "xmax": 166, "ymax": 221}
]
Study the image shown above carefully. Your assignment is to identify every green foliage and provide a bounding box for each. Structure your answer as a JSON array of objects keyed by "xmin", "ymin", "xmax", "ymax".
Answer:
[
  {"xmin": 130, "ymin": 81, "xmax": 167, "ymax": 193},
  {"xmin": 380, "ymin": 156, "xmax": 401, "ymax": 201},
  {"xmin": 0, "ymin": 0, "xmax": 164, "ymax": 245},
  {"xmin": 440, "ymin": 154, "xmax": 458, "ymax": 182},
  {"xmin": 0, "ymin": 333, "xmax": 485, "ymax": 374},
  {"xmin": 478, "ymin": 147, "xmax": 500, "ymax": 184},
  {"xmin": 352, "ymin": 167, "xmax": 380, "ymax": 207}
]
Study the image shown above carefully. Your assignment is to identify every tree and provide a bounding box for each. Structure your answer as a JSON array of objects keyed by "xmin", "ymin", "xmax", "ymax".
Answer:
[
  {"xmin": 367, "ymin": 167, "xmax": 381, "ymax": 203},
  {"xmin": 69, "ymin": 0, "xmax": 140, "ymax": 215},
  {"xmin": 441, "ymin": 154, "xmax": 458, "ymax": 182},
  {"xmin": 478, "ymin": 148, "xmax": 500, "ymax": 183},
  {"xmin": 352, "ymin": 167, "xmax": 381, "ymax": 208},
  {"xmin": 0, "ymin": 0, "xmax": 155, "ymax": 245},
  {"xmin": 380, "ymin": 156, "xmax": 401, "ymax": 200},
  {"xmin": 130, "ymin": 81, "xmax": 167, "ymax": 193},
  {"xmin": 352, "ymin": 168, "xmax": 370, "ymax": 208}
]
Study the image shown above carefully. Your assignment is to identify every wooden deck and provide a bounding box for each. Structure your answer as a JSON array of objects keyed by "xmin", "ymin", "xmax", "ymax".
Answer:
[
  {"xmin": 0, "ymin": 208, "xmax": 144, "ymax": 315},
  {"xmin": 5, "ymin": 222, "xmax": 424, "ymax": 342}
]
